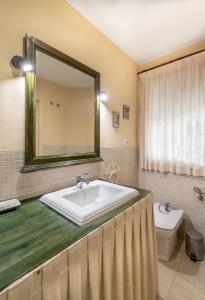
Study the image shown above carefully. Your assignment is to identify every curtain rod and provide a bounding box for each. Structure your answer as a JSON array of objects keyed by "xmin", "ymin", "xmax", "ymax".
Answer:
[{"xmin": 137, "ymin": 47, "xmax": 205, "ymax": 76}]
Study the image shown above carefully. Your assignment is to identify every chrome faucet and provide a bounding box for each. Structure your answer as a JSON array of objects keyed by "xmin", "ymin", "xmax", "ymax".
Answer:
[
  {"xmin": 165, "ymin": 202, "xmax": 171, "ymax": 212},
  {"xmin": 76, "ymin": 173, "xmax": 89, "ymax": 189}
]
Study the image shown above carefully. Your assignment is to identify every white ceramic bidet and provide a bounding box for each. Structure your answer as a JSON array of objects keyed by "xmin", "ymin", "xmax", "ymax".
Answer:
[{"xmin": 154, "ymin": 202, "xmax": 184, "ymax": 261}]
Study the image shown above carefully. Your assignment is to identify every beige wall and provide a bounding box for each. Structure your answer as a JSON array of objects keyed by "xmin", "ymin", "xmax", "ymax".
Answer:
[
  {"xmin": 36, "ymin": 78, "xmax": 68, "ymax": 151},
  {"xmin": 65, "ymin": 86, "xmax": 95, "ymax": 147},
  {"xmin": 138, "ymin": 39, "xmax": 205, "ymax": 72},
  {"xmin": 36, "ymin": 78, "xmax": 95, "ymax": 155},
  {"xmin": 0, "ymin": 0, "xmax": 138, "ymax": 151}
]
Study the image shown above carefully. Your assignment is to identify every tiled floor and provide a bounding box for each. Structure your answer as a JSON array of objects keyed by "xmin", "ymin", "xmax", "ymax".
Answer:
[{"xmin": 158, "ymin": 239, "xmax": 205, "ymax": 300}]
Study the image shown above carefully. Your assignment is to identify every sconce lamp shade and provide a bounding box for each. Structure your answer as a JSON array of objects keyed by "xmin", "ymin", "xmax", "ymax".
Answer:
[
  {"xmin": 98, "ymin": 91, "xmax": 108, "ymax": 102},
  {"xmin": 10, "ymin": 55, "xmax": 33, "ymax": 73}
]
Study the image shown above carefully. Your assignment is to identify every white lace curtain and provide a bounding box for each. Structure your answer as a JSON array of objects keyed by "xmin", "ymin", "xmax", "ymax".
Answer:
[{"xmin": 139, "ymin": 52, "xmax": 205, "ymax": 176}]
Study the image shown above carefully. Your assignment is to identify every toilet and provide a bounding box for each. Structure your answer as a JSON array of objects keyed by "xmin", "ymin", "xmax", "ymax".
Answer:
[{"xmin": 154, "ymin": 202, "xmax": 184, "ymax": 261}]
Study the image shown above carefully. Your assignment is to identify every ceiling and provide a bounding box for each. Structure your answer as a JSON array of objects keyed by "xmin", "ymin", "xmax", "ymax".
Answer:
[
  {"xmin": 36, "ymin": 50, "xmax": 94, "ymax": 88},
  {"xmin": 66, "ymin": 0, "xmax": 205, "ymax": 64}
]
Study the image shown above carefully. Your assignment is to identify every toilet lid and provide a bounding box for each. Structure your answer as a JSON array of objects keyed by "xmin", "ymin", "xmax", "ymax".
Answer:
[{"xmin": 154, "ymin": 203, "xmax": 184, "ymax": 231}]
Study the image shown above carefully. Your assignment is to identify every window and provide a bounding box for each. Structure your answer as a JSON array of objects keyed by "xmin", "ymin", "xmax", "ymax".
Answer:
[{"xmin": 139, "ymin": 52, "xmax": 205, "ymax": 176}]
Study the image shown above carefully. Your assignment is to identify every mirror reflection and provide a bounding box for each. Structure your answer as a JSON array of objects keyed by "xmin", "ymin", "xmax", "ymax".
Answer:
[{"xmin": 35, "ymin": 50, "xmax": 95, "ymax": 157}]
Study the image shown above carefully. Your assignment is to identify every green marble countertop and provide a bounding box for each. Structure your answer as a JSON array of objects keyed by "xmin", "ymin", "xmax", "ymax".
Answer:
[{"xmin": 0, "ymin": 187, "xmax": 150, "ymax": 291}]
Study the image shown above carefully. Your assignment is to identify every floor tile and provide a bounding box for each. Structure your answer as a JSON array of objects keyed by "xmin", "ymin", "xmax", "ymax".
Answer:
[
  {"xmin": 177, "ymin": 253, "xmax": 205, "ymax": 292},
  {"xmin": 167, "ymin": 275, "xmax": 205, "ymax": 300},
  {"xmin": 158, "ymin": 239, "xmax": 184, "ymax": 299},
  {"xmin": 157, "ymin": 238, "xmax": 205, "ymax": 299},
  {"xmin": 158, "ymin": 261, "xmax": 176, "ymax": 299}
]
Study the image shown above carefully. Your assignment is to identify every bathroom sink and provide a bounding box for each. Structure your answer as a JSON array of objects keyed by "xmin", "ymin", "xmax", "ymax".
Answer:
[{"xmin": 40, "ymin": 180, "xmax": 139, "ymax": 226}]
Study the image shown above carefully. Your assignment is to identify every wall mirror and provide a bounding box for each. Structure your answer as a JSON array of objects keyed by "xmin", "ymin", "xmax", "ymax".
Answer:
[{"xmin": 22, "ymin": 35, "xmax": 101, "ymax": 172}]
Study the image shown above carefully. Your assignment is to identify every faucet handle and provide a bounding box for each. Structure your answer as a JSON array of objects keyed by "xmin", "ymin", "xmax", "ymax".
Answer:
[
  {"xmin": 76, "ymin": 175, "xmax": 82, "ymax": 181},
  {"xmin": 76, "ymin": 173, "xmax": 88, "ymax": 182},
  {"xmin": 165, "ymin": 202, "xmax": 171, "ymax": 212}
]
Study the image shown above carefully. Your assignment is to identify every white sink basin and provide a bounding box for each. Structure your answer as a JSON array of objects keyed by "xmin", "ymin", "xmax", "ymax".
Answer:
[{"xmin": 40, "ymin": 180, "xmax": 139, "ymax": 226}]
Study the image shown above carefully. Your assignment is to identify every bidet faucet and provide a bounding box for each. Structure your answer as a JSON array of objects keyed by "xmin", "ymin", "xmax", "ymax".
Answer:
[
  {"xmin": 76, "ymin": 173, "xmax": 89, "ymax": 189},
  {"xmin": 165, "ymin": 202, "xmax": 171, "ymax": 212}
]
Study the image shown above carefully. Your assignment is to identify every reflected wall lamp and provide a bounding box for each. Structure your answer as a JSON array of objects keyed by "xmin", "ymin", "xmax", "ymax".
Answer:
[{"xmin": 98, "ymin": 91, "xmax": 108, "ymax": 102}]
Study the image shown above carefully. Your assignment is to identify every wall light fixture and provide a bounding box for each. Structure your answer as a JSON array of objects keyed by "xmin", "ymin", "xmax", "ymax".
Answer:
[
  {"xmin": 10, "ymin": 55, "xmax": 33, "ymax": 73},
  {"xmin": 98, "ymin": 91, "xmax": 108, "ymax": 102}
]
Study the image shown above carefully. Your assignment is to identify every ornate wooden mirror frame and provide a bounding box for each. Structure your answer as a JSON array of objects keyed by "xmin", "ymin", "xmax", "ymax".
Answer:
[{"xmin": 22, "ymin": 34, "xmax": 102, "ymax": 173}]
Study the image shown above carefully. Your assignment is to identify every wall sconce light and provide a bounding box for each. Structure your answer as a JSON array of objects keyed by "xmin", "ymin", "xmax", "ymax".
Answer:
[
  {"xmin": 98, "ymin": 91, "xmax": 108, "ymax": 102},
  {"xmin": 10, "ymin": 55, "xmax": 33, "ymax": 73}
]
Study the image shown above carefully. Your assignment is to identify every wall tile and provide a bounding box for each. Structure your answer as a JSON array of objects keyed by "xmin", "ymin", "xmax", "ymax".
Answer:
[
  {"xmin": 0, "ymin": 146, "xmax": 138, "ymax": 202},
  {"xmin": 139, "ymin": 170, "xmax": 205, "ymax": 238}
]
